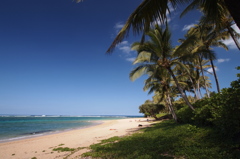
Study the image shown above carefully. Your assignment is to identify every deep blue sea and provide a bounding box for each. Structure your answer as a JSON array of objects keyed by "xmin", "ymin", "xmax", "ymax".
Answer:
[{"xmin": 0, "ymin": 115, "xmax": 139, "ymax": 143}]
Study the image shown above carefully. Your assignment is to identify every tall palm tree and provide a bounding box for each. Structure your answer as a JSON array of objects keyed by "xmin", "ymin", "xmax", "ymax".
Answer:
[
  {"xmin": 104, "ymin": 0, "xmax": 240, "ymax": 53},
  {"xmin": 177, "ymin": 36, "xmax": 213, "ymax": 98},
  {"xmin": 130, "ymin": 24, "xmax": 195, "ymax": 110},
  {"xmin": 194, "ymin": 25, "xmax": 228, "ymax": 92},
  {"xmin": 130, "ymin": 49, "xmax": 179, "ymax": 121},
  {"xmin": 145, "ymin": 67, "xmax": 178, "ymax": 121},
  {"xmin": 177, "ymin": 24, "xmax": 228, "ymax": 93},
  {"xmin": 177, "ymin": 58, "xmax": 212, "ymax": 99}
]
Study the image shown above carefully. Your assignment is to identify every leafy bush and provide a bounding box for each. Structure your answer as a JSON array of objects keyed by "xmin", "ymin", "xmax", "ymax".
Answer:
[
  {"xmin": 139, "ymin": 100, "xmax": 165, "ymax": 119},
  {"xmin": 209, "ymin": 79, "xmax": 240, "ymax": 137},
  {"xmin": 191, "ymin": 99, "xmax": 214, "ymax": 127},
  {"xmin": 177, "ymin": 75, "xmax": 240, "ymax": 138},
  {"xmin": 176, "ymin": 105, "xmax": 194, "ymax": 123}
]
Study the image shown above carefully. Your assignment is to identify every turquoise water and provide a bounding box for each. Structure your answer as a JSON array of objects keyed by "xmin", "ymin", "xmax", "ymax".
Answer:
[{"xmin": 0, "ymin": 116, "xmax": 135, "ymax": 142}]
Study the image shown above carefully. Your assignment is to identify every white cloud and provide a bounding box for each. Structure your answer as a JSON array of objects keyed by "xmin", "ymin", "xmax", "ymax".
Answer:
[
  {"xmin": 118, "ymin": 45, "xmax": 131, "ymax": 54},
  {"xmin": 114, "ymin": 22, "xmax": 124, "ymax": 30},
  {"xmin": 112, "ymin": 22, "xmax": 125, "ymax": 36},
  {"xmin": 182, "ymin": 23, "xmax": 195, "ymax": 31},
  {"xmin": 217, "ymin": 58, "xmax": 230, "ymax": 63},
  {"xmin": 207, "ymin": 67, "xmax": 218, "ymax": 73},
  {"xmin": 116, "ymin": 40, "xmax": 136, "ymax": 62},
  {"xmin": 223, "ymin": 24, "xmax": 240, "ymax": 50},
  {"xmin": 119, "ymin": 41, "xmax": 128, "ymax": 45},
  {"xmin": 223, "ymin": 39, "xmax": 238, "ymax": 49},
  {"xmin": 117, "ymin": 41, "xmax": 130, "ymax": 53},
  {"xmin": 126, "ymin": 57, "xmax": 136, "ymax": 62}
]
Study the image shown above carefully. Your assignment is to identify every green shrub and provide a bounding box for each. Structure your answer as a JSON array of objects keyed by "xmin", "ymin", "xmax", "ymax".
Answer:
[
  {"xmin": 177, "ymin": 75, "xmax": 240, "ymax": 138},
  {"xmin": 191, "ymin": 99, "xmax": 214, "ymax": 126},
  {"xmin": 176, "ymin": 105, "xmax": 194, "ymax": 123},
  {"xmin": 209, "ymin": 79, "xmax": 240, "ymax": 137}
]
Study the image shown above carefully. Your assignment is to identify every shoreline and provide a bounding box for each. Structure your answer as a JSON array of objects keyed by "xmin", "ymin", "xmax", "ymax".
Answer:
[
  {"xmin": 0, "ymin": 117, "xmax": 154, "ymax": 159},
  {"xmin": 0, "ymin": 120, "xmax": 103, "ymax": 144}
]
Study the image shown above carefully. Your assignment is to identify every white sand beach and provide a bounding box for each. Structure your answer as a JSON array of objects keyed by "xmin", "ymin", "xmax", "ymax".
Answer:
[{"xmin": 0, "ymin": 118, "xmax": 154, "ymax": 159}]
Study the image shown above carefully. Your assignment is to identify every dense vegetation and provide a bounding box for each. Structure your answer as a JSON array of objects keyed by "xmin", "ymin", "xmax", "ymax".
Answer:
[{"xmin": 177, "ymin": 70, "xmax": 240, "ymax": 138}]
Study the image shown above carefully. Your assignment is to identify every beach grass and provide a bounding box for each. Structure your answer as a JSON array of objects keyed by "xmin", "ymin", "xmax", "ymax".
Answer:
[
  {"xmin": 52, "ymin": 147, "xmax": 75, "ymax": 152},
  {"xmin": 82, "ymin": 120, "xmax": 239, "ymax": 159}
]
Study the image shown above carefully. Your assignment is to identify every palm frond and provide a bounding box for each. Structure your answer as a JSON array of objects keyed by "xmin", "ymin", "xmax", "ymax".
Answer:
[
  {"xmin": 130, "ymin": 65, "xmax": 151, "ymax": 81},
  {"xmin": 180, "ymin": 0, "xmax": 200, "ymax": 18},
  {"xmin": 133, "ymin": 51, "xmax": 152, "ymax": 64},
  {"xmin": 106, "ymin": 0, "xmax": 190, "ymax": 53}
]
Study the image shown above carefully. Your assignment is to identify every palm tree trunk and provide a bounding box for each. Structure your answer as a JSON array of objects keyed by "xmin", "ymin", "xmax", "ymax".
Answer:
[
  {"xmin": 198, "ymin": 56, "xmax": 210, "ymax": 97},
  {"xmin": 197, "ymin": 80, "xmax": 203, "ymax": 98},
  {"xmin": 166, "ymin": 67, "xmax": 195, "ymax": 110},
  {"xmin": 224, "ymin": 0, "xmax": 240, "ymax": 30},
  {"xmin": 189, "ymin": 77, "xmax": 200, "ymax": 100},
  {"xmin": 166, "ymin": 94, "xmax": 178, "ymax": 122},
  {"xmin": 227, "ymin": 26, "xmax": 240, "ymax": 50},
  {"xmin": 209, "ymin": 58, "xmax": 220, "ymax": 93}
]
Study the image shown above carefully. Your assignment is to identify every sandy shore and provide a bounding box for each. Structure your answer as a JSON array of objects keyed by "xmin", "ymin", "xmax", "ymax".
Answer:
[{"xmin": 0, "ymin": 118, "xmax": 154, "ymax": 159}]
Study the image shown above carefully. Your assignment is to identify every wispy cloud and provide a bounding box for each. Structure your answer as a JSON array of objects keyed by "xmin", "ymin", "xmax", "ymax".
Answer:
[
  {"xmin": 114, "ymin": 22, "xmax": 124, "ymax": 30},
  {"xmin": 118, "ymin": 45, "xmax": 132, "ymax": 54},
  {"xmin": 223, "ymin": 24, "xmax": 240, "ymax": 50},
  {"xmin": 217, "ymin": 58, "xmax": 230, "ymax": 63},
  {"xmin": 126, "ymin": 57, "xmax": 135, "ymax": 62},
  {"xmin": 112, "ymin": 22, "xmax": 136, "ymax": 62},
  {"xmin": 207, "ymin": 59, "xmax": 229, "ymax": 73},
  {"xmin": 182, "ymin": 23, "xmax": 195, "ymax": 31},
  {"xmin": 116, "ymin": 40, "xmax": 136, "ymax": 62},
  {"xmin": 207, "ymin": 67, "xmax": 218, "ymax": 73},
  {"xmin": 117, "ymin": 41, "xmax": 131, "ymax": 54}
]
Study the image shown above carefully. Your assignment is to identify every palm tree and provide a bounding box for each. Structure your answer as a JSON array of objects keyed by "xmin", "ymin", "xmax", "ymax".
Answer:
[
  {"xmin": 177, "ymin": 35, "xmax": 214, "ymax": 98},
  {"xmin": 177, "ymin": 24, "xmax": 229, "ymax": 93},
  {"xmin": 177, "ymin": 58, "xmax": 212, "ymax": 99},
  {"xmin": 104, "ymin": 0, "xmax": 240, "ymax": 53},
  {"xmin": 182, "ymin": 8, "xmax": 240, "ymax": 50},
  {"xmin": 130, "ymin": 24, "xmax": 195, "ymax": 110},
  {"xmin": 130, "ymin": 49, "xmax": 179, "ymax": 121},
  {"xmin": 145, "ymin": 67, "xmax": 178, "ymax": 121}
]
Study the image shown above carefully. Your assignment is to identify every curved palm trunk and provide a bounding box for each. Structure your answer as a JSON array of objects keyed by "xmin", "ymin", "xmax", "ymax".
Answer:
[
  {"xmin": 189, "ymin": 77, "xmax": 200, "ymax": 100},
  {"xmin": 165, "ymin": 94, "xmax": 177, "ymax": 122},
  {"xmin": 198, "ymin": 56, "xmax": 210, "ymax": 98},
  {"xmin": 210, "ymin": 58, "xmax": 220, "ymax": 93},
  {"xmin": 197, "ymin": 80, "xmax": 203, "ymax": 98},
  {"xmin": 227, "ymin": 26, "xmax": 240, "ymax": 50},
  {"xmin": 166, "ymin": 67, "xmax": 195, "ymax": 110},
  {"xmin": 224, "ymin": 0, "xmax": 240, "ymax": 30}
]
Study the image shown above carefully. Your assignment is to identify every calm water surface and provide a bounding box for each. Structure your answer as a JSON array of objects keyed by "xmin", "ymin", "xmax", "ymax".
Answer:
[{"xmin": 0, "ymin": 116, "xmax": 137, "ymax": 142}]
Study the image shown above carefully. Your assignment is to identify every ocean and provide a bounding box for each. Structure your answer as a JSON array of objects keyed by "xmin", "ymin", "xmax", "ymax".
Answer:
[{"xmin": 0, "ymin": 115, "xmax": 139, "ymax": 143}]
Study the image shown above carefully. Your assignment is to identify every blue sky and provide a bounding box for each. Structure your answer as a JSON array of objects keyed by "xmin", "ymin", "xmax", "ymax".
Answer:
[{"xmin": 0, "ymin": 0, "xmax": 239, "ymax": 116}]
